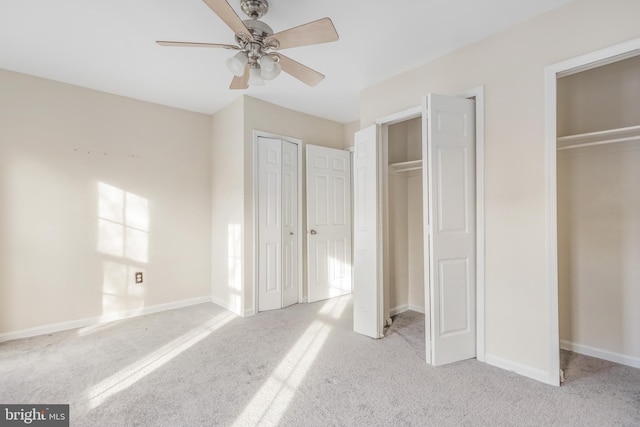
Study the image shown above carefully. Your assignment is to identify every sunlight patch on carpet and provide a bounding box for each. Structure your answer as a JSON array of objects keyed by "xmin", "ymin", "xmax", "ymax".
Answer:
[
  {"xmin": 85, "ymin": 311, "xmax": 235, "ymax": 409},
  {"xmin": 232, "ymin": 297, "xmax": 349, "ymax": 426}
]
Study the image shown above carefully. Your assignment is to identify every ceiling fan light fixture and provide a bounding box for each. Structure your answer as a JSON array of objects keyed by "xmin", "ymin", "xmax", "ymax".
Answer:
[
  {"xmin": 226, "ymin": 51, "xmax": 248, "ymax": 77},
  {"xmin": 259, "ymin": 54, "xmax": 276, "ymax": 71},
  {"xmin": 248, "ymin": 66, "xmax": 265, "ymax": 86},
  {"xmin": 259, "ymin": 55, "xmax": 281, "ymax": 80},
  {"xmin": 261, "ymin": 62, "xmax": 281, "ymax": 80}
]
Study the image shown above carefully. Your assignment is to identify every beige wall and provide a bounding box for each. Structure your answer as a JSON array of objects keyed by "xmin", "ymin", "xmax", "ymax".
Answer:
[
  {"xmin": 558, "ymin": 141, "xmax": 640, "ymax": 361},
  {"xmin": 407, "ymin": 172, "xmax": 425, "ymax": 311},
  {"xmin": 0, "ymin": 69, "xmax": 212, "ymax": 336},
  {"xmin": 388, "ymin": 172, "xmax": 409, "ymax": 314},
  {"xmin": 558, "ymin": 54, "xmax": 640, "ymax": 136},
  {"xmin": 210, "ymin": 97, "xmax": 245, "ymax": 314},
  {"xmin": 343, "ymin": 120, "xmax": 360, "ymax": 150},
  {"xmin": 360, "ymin": 0, "xmax": 640, "ymax": 379}
]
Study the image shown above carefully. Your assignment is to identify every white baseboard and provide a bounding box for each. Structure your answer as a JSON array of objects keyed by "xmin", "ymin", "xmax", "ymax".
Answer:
[
  {"xmin": 408, "ymin": 304, "xmax": 425, "ymax": 314},
  {"xmin": 210, "ymin": 295, "xmax": 241, "ymax": 316},
  {"xmin": 389, "ymin": 305, "xmax": 409, "ymax": 317},
  {"xmin": 484, "ymin": 353, "xmax": 552, "ymax": 385},
  {"xmin": 209, "ymin": 295, "xmax": 256, "ymax": 317},
  {"xmin": 211, "ymin": 295, "xmax": 309, "ymax": 318},
  {"xmin": 390, "ymin": 304, "xmax": 426, "ymax": 317},
  {"xmin": 560, "ymin": 339, "xmax": 640, "ymax": 369},
  {"xmin": 0, "ymin": 296, "xmax": 212, "ymax": 344}
]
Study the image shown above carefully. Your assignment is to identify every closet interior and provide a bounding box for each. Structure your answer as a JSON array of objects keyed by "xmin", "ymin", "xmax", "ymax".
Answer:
[
  {"xmin": 557, "ymin": 54, "xmax": 640, "ymax": 369},
  {"xmin": 384, "ymin": 117, "xmax": 425, "ymax": 324}
]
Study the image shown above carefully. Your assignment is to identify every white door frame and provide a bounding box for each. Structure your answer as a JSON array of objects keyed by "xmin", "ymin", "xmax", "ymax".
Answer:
[
  {"xmin": 544, "ymin": 37, "xmax": 640, "ymax": 387},
  {"xmin": 253, "ymin": 130, "xmax": 304, "ymax": 313},
  {"xmin": 374, "ymin": 86, "xmax": 486, "ymax": 363}
]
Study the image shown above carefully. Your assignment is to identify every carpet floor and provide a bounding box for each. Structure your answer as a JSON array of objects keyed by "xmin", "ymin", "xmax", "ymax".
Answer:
[{"xmin": 1, "ymin": 295, "xmax": 639, "ymax": 426}]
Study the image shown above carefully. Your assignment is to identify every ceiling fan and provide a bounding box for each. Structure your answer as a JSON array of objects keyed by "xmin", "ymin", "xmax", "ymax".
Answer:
[{"xmin": 156, "ymin": 0, "xmax": 339, "ymax": 89}]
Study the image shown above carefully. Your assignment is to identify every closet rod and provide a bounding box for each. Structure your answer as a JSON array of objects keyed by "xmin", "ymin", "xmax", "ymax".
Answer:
[{"xmin": 557, "ymin": 135, "xmax": 640, "ymax": 151}]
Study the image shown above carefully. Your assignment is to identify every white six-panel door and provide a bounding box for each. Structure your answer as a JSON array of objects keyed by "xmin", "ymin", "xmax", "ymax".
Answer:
[
  {"xmin": 426, "ymin": 94, "xmax": 476, "ymax": 366},
  {"xmin": 306, "ymin": 145, "xmax": 352, "ymax": 303},
  {"xmin": 258, "ymin": 138, "xmax": 282, "ymax": 312},
  {"xmin": 282, "ymin": 141, "xmax": 299, "ymax": 308},
  {"xmin": 258, "ymin": 137, "xmax": 298, "ymax": 312},
  {"xmin": 353, "ymin": 126, "xmax": 383, "ymax": 339}
]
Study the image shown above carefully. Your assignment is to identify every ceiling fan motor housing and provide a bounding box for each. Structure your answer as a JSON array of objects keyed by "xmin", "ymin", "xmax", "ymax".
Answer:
[
  {"xmin": 241, "ymin": 0, "xmax": 269, "ymax": 19},
  {"xmin": 243, "ymin": 19, "xmax": 274, "ymax": 41}
]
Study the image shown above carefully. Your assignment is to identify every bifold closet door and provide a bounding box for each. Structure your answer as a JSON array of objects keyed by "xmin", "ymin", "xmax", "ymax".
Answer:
[
  {"xmin": 353, "ymin": 125, "xmax": 383, "ymax": 339},
  {"xmin": 281, "ymin": 141, "xmax": 298, "ymax": 308},
  {"xmin": 426, "ymin": 94, "xmax": 476, "ymax": 366},
  {"xmin": 258, "ymin": 137, "xmax": 298, "ymax": 312}
]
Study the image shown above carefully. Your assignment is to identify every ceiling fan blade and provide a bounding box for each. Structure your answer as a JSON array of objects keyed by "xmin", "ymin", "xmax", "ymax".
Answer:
[
  {"xmin": 156, "ymin": 41, "xmax": 239, "ymax": 49},
  {"xmin": 276, "ymin": 54, "xmax": 325, "ymax": 87},
  {"xmin": 202, "ymin": 0, "xmax": 252, "ymax": 39},
  {"xmin": 267, "ymin": 18, "xmax": 338, "ymax": 50},
  {"xmin": 230, "ymin": 65, "xmax": 249, "ymax": 90}
]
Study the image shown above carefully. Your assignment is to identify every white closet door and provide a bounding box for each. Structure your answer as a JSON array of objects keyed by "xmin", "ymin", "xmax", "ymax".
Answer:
[
  {"xmin": 258, "ymin": 138, "xmax": 284, "ymax": 312},
  {"xmin": 353, "ymin": 125, "xmax": 383, "ymax": 339},
  {"xmin": 306, "ymin": 144, "xmax": 352, "ymax": 303},
  {"xmin": 427, "ymin": 93, "xmax": 476, "ymax": 365},
  {"xmin": 281, "ymin": 141, "xmax": 299, "ymax": 308}
]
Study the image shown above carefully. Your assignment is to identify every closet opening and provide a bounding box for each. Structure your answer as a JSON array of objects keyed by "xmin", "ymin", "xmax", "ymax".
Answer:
[
  {"xmin": 354, "ymin": 90, "xmax": 484, "ymax": 366},
  {"xmin": 557, "ymin": 54, "xmax": 640, "ymax": 379},
  {"xmin": 550, "ymin": 47, "xmax": 640, "ymax": 385},
  {"xmin": 382, "ymin": 116, "xmax": 426, "ymax": 353}
]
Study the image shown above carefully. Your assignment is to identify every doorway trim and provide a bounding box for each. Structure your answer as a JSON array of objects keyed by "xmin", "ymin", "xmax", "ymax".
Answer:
[
  {"xmin": 252, "ymin": 130, "xmax": 304, "ymax": 314},
  {"xmin": 374, "ymin": 86, "xmax": 486, "ymax": 363},
  {"xmin": 544, "ymin": 37, "xmax": 640, "ymax": 387}
]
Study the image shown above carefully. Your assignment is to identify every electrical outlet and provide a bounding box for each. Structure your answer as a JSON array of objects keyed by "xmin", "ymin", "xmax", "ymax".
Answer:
[{"xmin": 135, "ymin": 272, "xmax": 143, "ymax": 284}]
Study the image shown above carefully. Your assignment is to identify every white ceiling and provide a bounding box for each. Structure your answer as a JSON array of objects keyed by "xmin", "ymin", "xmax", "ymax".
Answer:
[{"xmin": 0, "ymin": 0, "xmax": 571, "ymax": 123}]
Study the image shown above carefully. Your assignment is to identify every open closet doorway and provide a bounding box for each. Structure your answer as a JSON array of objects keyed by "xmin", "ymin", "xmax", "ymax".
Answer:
[
  {"xmin": 384, "ymin": 114, "xmax": 428, "ymax": 357},
  {"xmin": 385, "ymin": 116, "xmax": 426, "ymax": 323},
  {"xmin": 353, "ymin": 89, "xmax": 485, "ymax": 367},
  {"xmin": 545, "ymin": 37, "xmax": 640, "ymax": 386}
]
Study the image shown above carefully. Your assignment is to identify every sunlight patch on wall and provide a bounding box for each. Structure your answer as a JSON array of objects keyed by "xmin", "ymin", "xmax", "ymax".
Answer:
[
  {"xmin": 328, "ymin": 255, "xmax": 353, "ymax": 296},
  {"xmin": 102, "ymin": 261, "xmax": 145, "ymax": 316},
  {"xmin": 97, "ymin": 182, "xmax": 149, "ymax": 317},
  {"xmin": 225, "ymin": 223, "xmax": 243, "ymax": 314},
  {"xmin": 228, "ymin": 224, "xmax": 242, "ymax": 291},
  {"xmin": 98, "ymin": 182, "xmax": 149, "ymax": 263}
]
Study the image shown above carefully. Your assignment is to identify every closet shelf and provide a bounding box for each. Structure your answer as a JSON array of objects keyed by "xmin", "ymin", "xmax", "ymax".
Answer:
[
  {"xmin": 389, "ymin": 160, "xmax": 422, "ymax": 173},
  {"xmin": 557, "ymin": 125, "xmax": 640, "ymax": 150}
]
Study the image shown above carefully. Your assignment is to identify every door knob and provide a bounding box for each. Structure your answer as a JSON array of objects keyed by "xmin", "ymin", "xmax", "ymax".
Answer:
[
  {"xmin": 310, "ymin": 229, "xmax": 317, "ymax": 235},
  {"xmin": 289, "ymin": 232, "xmax": 294, "ymax": 235}
]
